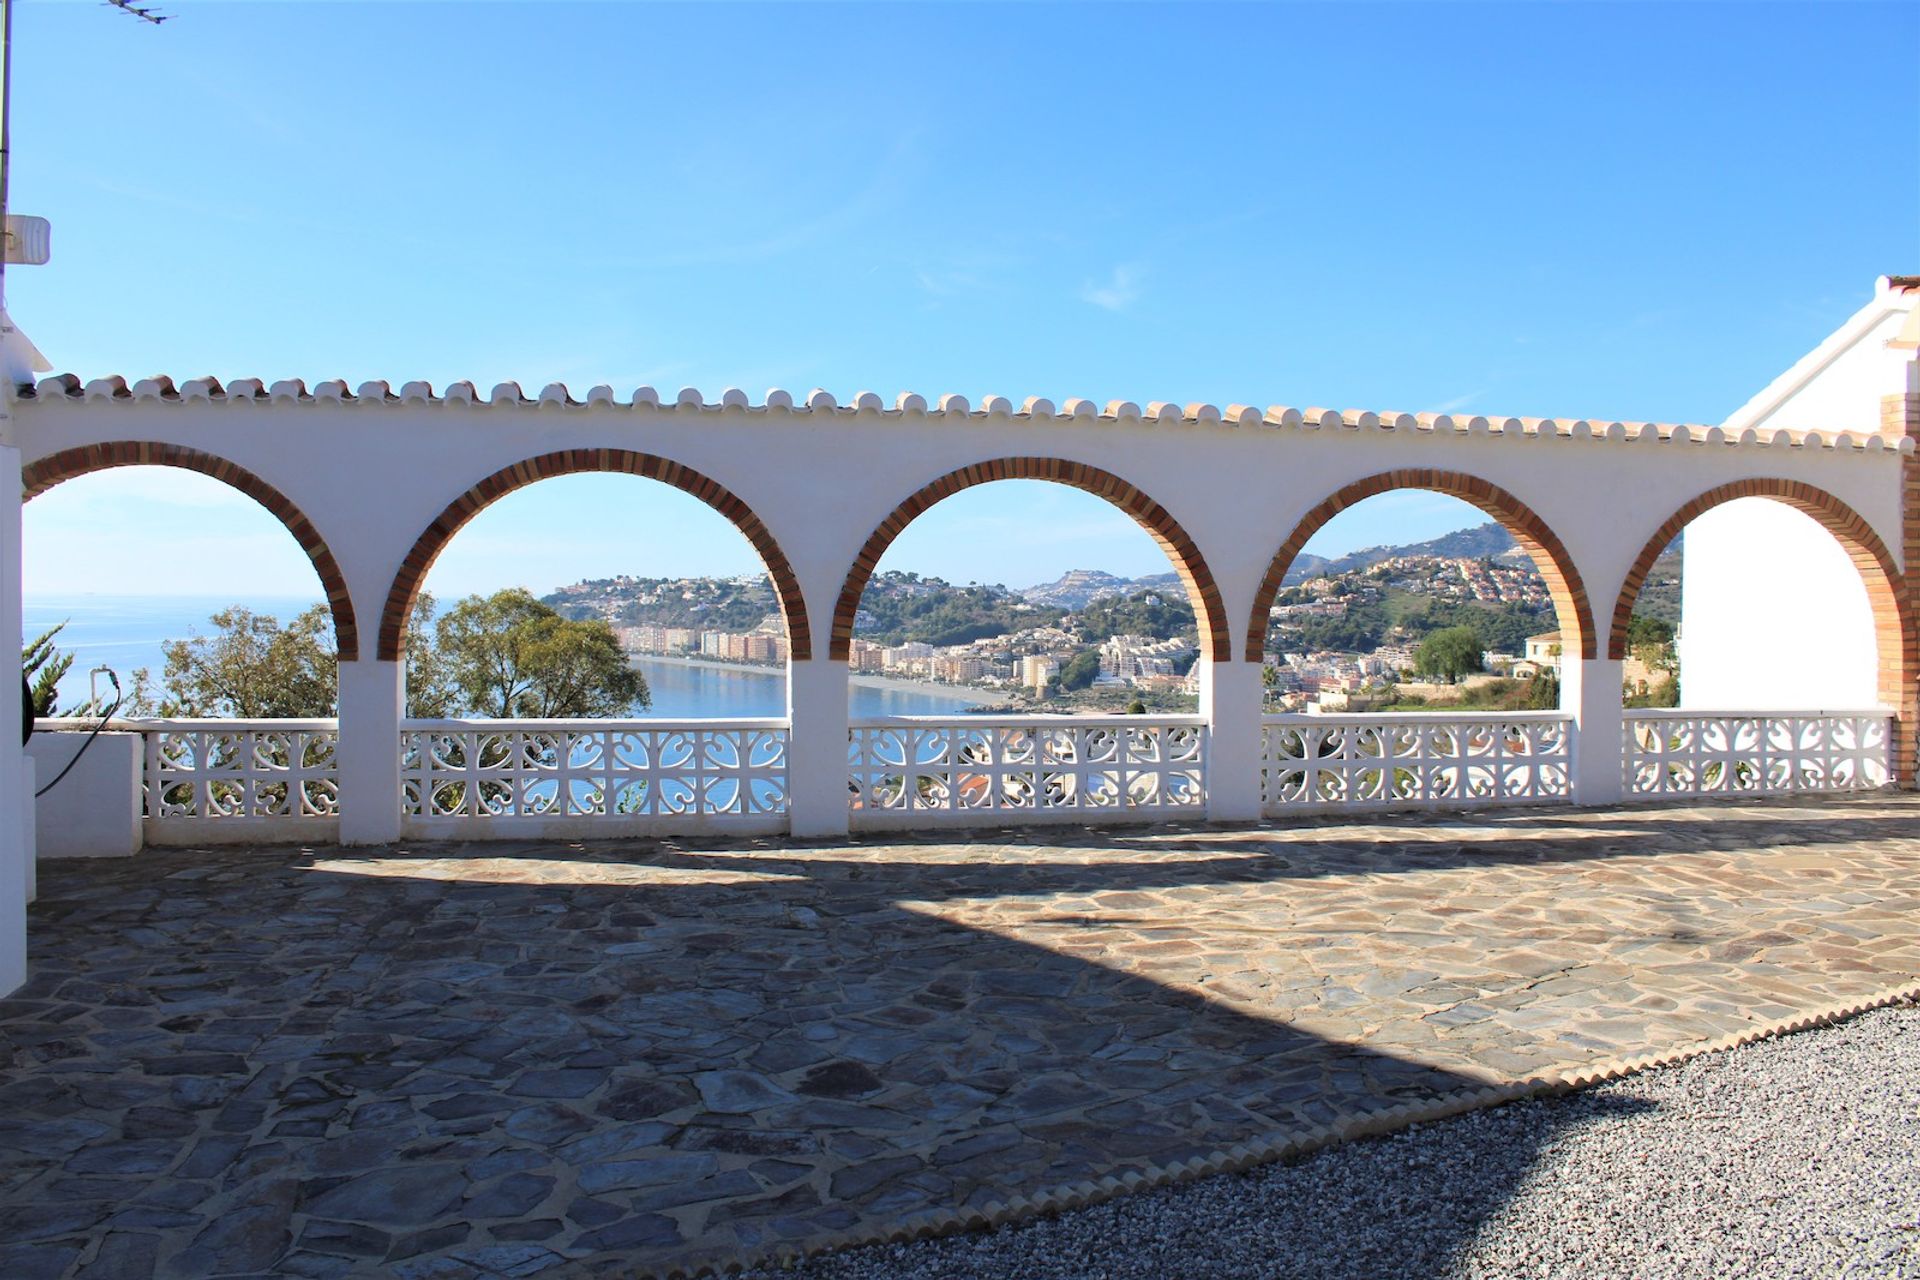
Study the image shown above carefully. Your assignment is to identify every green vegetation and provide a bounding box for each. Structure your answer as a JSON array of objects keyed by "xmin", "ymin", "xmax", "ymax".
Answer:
[
  {"xmin": 852, "ymin": 572, "xmax": 1068, "ymax": 647},
  {"xmin": 160, "ymin": 605, "xmax": 339, "ymax": 718},
  {"xmin": 1053, "ymin": 648, "xmax": 1102, "ymax": 693},
  {"xmin": 24, "ymin": 623, "xmax": 78, "ymax": 717},
  {"xmin": 1367, "ymin": 671, "xmax": 1560, "ymax": 713},
  {"xmin": 416, "ymin": 589, "xmax": 649, "ymax": 718},
  {"xmin": 29, "ymin": 590, "xmax": 650, "ymax": 721},
  {"xmin": 1077, "ymin": 591, "xmax": 1195, "ymax": 642},
  {"xmin": 1278, "ymin": 597, "xmax": 1552, "ymax": 657},
  {"xmin": 1414, "ymin": 626, "xmax": 1486, "ymax": 684},
  {"xmin": 546, "ymin": 575, "xmax": 778, "ymax": 633}
]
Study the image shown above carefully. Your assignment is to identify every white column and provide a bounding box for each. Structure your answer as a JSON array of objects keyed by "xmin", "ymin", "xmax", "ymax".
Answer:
[
  {"xmin": 787, "ymin": 657, "xmax": 849, "ymax": 839},
  {"xmin": 1564, "ymin": 657, "xmax": 1624, "ymax": 806},
  {"xmin": 1202, "ymin": 658, "xmax": 1265, "ymax": 822},
  {"xmin": 337, "ymin": 658, "xmax": 404, "ymax": 845},
  {"xmin": 0, "ymin": 443, "xmax": 28, "ymax": 995}
]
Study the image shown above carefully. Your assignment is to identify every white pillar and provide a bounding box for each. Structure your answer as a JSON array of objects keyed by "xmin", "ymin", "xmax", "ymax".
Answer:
[
  {"xmin": 787, "ymin": 658, "xmax": 849, "ymax": 839},
  {"xmin": 0, "ymin": 442, "xmax": 28, "ymax": 995},
  {"xmin": 1564, "ymin": 657, "xmax": 1624, "ymax": 806},
  {"xmin": 1202, "ymin": 658, "xmax": 1265, "ymax": 822},
  {"xmin": 337, "ymin": 658, "xmax": 404, "ymax": 845}
]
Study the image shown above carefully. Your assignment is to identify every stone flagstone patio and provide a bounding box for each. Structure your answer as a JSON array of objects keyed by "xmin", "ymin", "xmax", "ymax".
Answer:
[{"xmin": 2, "ymin": 795, "xmax": 1918, "ymax": 1279}]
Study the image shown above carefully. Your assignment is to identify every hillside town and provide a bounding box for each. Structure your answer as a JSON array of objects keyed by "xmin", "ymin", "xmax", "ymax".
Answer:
[{"xmin": 536, "ymin": 521, "xmax": 1670, "ymax": 711}]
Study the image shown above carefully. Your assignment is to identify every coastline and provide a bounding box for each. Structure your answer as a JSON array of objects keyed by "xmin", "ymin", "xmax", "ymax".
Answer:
[
  {"xmin": 848, "ymin": 672, "xmax": 995, "ymax": 708},
  {"xmin": 629, "ymin": 653, "xmax": 785, "ymax": 677},
  {"xmin": 627, "ymin": 653, "xmax": 997, "ymax": 708}
]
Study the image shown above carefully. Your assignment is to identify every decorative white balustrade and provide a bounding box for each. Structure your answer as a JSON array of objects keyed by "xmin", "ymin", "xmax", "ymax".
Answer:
[
  {"xmin": 143, "ymin": 719, "xmax": 341, "ymax": 824},
  {"xmin": 848, "ymin": 715, "xmax": 1207, "ymax": 829},
  {"xmin": 399, "ymin": 719, "xmax": 790, "ymax": 835},
  {"xmin": 24, "ymin": 706, "xmax": 1899, "ymax": 848},
  {"xmin": 1261, "ymin": 712, "xmax": 1574, "ymax": 814},
  {"xmin": 29, "ymin": 718, "xmax": 344, "ymax": 844},
  {"xmin": 1623, "ymin": 710, "xmax": 1891, "ymax": 797}
]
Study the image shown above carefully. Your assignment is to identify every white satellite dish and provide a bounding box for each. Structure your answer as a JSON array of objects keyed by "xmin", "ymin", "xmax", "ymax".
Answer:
[{"xmin": 5, "ymin": 214, "xmax": 49, "ymax": 266}]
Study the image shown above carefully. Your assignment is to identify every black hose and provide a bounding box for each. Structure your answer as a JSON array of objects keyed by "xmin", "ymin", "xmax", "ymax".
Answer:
[{"xmin": 34, "ymin": 670, "xmax": 123, "ymax": 799}]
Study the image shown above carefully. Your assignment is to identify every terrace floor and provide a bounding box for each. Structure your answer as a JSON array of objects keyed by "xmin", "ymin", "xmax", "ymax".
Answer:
[{"xmin": 4, "ymin": 796, "xmax": 1919, "ymax": 1279}]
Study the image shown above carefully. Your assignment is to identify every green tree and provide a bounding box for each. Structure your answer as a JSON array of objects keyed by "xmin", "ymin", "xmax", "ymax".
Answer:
[
  {"xmin": 436, "ymin": 588, "xmax": 648, "ymax": 717},
  {"xmin": 1521, "ymin": 669, "xmax": 1560, "ymax": 710},
  {"xmin": 1414, "ymin": 626, "xmax": 1484, "ymax": 685},
  {"xmin": 1054, "ymin": 648, "xmax": 1102, "ymax": 693},
  {"xmin": 402, "ymin": 592, "xmax": 461, "ymax": 718},
  {"xmin": 23, "ymin": 622, "xmax": 73, "ymax": 717},
  {"xmin": 161, "ymin": 605, "xmax": 338, "ymax": 717}
]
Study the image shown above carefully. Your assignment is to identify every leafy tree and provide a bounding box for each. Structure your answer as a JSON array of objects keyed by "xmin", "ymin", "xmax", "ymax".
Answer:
[
  {"xmin": 435, "ymin": 588, "xmax": 649, "ymax": 717},
  {"xmin": 1414, "ymin": 626, "xmax": 1484, "ymax": 685},
  {"xmin": 1054, "ymin": 648, "xmax": 1102, "ymax": 693},
  {"xmin": 403, "ymin": 592, "xmax": 461, "ymax": 718},
  {"xmin": 161, "ymin": 605, "xmax": 337, "ymax": 717},
  {"xmin": 1521, "ymin": 669, "xmax": 1560, "ymax": 710},
  {"xmin": 1625, "ymin": 611, "xmax": 1679, "ymax": 676}
]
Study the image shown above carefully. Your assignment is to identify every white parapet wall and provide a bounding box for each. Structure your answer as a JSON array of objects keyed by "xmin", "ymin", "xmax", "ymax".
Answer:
[{"xmin": 27, "ymin": 731, "xmax": 143, "ymax": 858}]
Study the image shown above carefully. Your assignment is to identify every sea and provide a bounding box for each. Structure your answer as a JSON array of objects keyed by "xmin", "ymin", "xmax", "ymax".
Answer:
[{"xmin": 22, "ymin": 595, "xmax": 990, "ymax": 719}]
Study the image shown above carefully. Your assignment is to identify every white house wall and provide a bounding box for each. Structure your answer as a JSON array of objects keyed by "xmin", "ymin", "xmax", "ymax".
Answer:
[
  {"xmin": 1678, "ymin": 279, "xmax": 1919, "ymax": 709},
  {"xmin": 1680, "ymin": 499, "xmax": 1879, "ymax": 709}
]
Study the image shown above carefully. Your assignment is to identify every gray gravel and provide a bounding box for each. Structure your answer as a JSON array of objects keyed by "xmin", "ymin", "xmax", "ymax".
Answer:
[{"xmin": 748, "ymin": 1001, "xmax": 1920, "ymax": 1280}]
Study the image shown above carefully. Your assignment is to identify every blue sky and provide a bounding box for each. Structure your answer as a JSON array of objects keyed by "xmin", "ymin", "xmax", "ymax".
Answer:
[{"xmin": 16, "ymin": 1, "xmax": 1918, "ymax": 599}]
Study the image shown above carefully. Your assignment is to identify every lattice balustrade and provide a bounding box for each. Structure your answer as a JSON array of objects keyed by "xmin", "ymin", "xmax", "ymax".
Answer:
[
  {"xmin": 399, "ymin": 719, "xmax": 789, "ymax": 833},
  {"xmin": 1261, "ymin": 713, "xmax": 1573, "ymax": 814},
  {"xmin": 146, "ymin": 720, "xmax": 340, "ymax": 823},
  {"xmin": 1623, "ymin": 711, "xmax": 1891, "ymax": 797},
  {"xmin": 848, "ymin": 716, "xmax": 1207, "ymax": 828}
]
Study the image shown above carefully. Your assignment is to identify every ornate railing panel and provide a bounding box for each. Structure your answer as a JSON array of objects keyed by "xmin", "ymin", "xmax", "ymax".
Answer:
[
  {"xmin": 32, "ymin": 718, "xmax": 343, "ymax": 841},
  {"xmin": 1623, "ymin": 710, "xmax": 1891, "ymax": 797},
  {"xmin": 400, "ymin": 719, "xmax": 789, "ymax": 833},
  {"xmin": 1262, "ymin": 713, "xmax": 1573, "ymax": 814},
  {"xmin": 144, "ymin": 720, "xmax": 342, "ymax": 822},
  {"xmin": 848, "ymin": 715, "xmax": 1207, "ymax": 828}
]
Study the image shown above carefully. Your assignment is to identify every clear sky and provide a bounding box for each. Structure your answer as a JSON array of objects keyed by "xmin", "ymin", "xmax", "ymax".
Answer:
[{"xmin": 15, "ymin": 1, "xmax": 1918, "ymax": 599}]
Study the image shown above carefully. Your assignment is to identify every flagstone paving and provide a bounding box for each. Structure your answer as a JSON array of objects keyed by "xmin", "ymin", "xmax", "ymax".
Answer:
[{"xmin": 3, "ymin": 795, "xmax": 1918, "ymax": 1279}]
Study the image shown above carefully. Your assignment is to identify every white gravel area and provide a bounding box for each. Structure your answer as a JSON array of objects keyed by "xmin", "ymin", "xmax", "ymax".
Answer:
[{"xmin": 749, "ymin": 1001, "xmax": 1920, "ymax": 1280}]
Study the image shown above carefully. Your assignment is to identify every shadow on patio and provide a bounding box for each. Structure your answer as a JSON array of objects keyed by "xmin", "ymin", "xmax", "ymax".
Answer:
[{"xmin": 2, "ymin": 794, "xmax": 1916, "ymax": 1278}]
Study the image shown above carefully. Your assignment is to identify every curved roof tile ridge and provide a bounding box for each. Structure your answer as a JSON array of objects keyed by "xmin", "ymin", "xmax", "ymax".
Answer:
[{"xmin": 16, "ymin": 372, "xmax": 1890, "ymax": 450}]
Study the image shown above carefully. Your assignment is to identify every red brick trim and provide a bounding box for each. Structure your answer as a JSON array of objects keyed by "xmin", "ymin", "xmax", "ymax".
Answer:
[
  {"xmin": 828, "ymin": 459, "xmax": 1232, "ymax": 662},
  {"xmin": 1608, "ymin": 477, "xmax": 1916, "ymax": 784},
  {"xmin": 1245, "ymin": 470, "xmax": 1597, "ymax": 664},
  {"xmin": 22, "ymin": 442, "xmax": 361, "ymax": 661},
  {"xmin": 377, "ymin": 450, "xmax": 810, "ymax": 662}
]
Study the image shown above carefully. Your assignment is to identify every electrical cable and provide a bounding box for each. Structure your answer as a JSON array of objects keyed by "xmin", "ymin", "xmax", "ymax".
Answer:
[{"xmin": 34, "ymin": 668, "xmax": 122, "ymax": 798}]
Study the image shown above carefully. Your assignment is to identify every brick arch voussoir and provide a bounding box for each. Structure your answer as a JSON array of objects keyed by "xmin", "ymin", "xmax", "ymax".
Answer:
[
  {"xmin": 1245, "ymin": 469, "xmax": 1596, "ymax": 664},
  {"xmin": 830, "ymin": 459, "xmax": 1233, "ymax": 662},
  {"xmin": 1606, "ymin": 481, "xmax": 1914, "ymax": 706},
  {"xmin": 377, "ymin": 451, "xmax": 811, "ymax": 662},
  {"xmin": 22, "ymin": 442, "xmax": 361, "ymax": 660}
]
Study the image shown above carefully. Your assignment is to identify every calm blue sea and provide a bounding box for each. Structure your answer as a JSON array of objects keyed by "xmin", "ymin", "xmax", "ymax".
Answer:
[{"xmin": 21, "ymin": 595, "xmax": 987, "ymax": 719}]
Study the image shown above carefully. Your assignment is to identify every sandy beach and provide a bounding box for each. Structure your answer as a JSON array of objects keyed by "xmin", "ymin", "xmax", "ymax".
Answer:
[{"xmin": 628, "ymin": 653, "xmax": 998, "ymax": 709}]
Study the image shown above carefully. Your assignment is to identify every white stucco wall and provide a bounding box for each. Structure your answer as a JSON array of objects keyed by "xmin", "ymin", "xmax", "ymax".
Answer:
[
  {"xmin": 1679, "ymin": 499, "xmax": 1879, "ymax": 709},
  {"xmin": 27, "ymin": 732, "xmax": 143, "ymax": 858},
  {"xmin": 1682, "ymin": 280, "xmax": 1917, "ymax": 712},
  {"xmin": 0, "ymin": 442, "xmax": 26, "ymax": 997}
]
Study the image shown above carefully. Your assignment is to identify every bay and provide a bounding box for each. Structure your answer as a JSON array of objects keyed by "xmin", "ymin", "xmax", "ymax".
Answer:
[{"xmin": 22, "ymin": 595, "xmax": 995, "ymax": 719}]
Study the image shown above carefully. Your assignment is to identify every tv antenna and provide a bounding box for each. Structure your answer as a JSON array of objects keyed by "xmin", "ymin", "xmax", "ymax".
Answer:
[{"xmin": 102, "ymin": 1, "xmax": 170, "ymax": 23}]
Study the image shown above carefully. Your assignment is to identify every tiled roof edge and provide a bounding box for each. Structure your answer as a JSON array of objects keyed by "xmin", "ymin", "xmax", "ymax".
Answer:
[{"xmin": 15, "ymin": 374, "xmax": 1912, "ymax": 454}]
